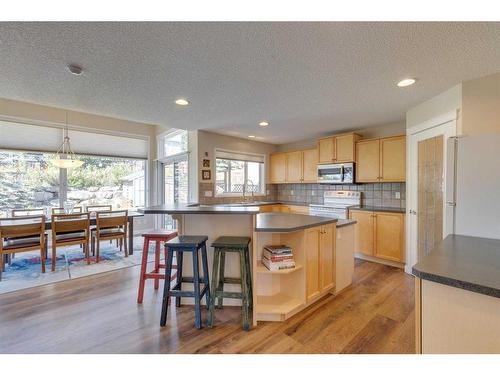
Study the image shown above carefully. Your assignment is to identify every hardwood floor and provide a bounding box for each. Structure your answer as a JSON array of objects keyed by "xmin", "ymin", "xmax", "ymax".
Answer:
[{"xmin": 0, "ymin": 259, "xmax": 415, "ymax": 354}]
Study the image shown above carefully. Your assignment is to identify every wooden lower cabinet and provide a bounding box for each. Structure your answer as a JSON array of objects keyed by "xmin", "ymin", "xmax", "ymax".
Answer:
[
  {"xmin": 305, "ymin": 224, "xmax": 336, "ymax": 302},
  {"xmin": 349, "ymin": 210, "xmax": 405, "ymax": 263}
]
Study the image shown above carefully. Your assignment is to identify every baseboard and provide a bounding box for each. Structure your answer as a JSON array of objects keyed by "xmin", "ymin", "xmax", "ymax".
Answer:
[{"xmin": 354, "ymin": 252, "xmax": 405, "ymax": 269}]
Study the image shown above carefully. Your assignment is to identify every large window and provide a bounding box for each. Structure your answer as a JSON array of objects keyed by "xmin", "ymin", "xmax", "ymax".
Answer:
[
  {"xmin": 0, "ymin": 151, "xmax": 60, "ymax": 217},
  {"xmin": 67, "ymin": 155, "xmax": 146, "ymax": 209},
  {"xmin": 215, "ymin": 150, "xmax": 265, "ymax": 196},
  {"xmin": 0, "ymin": 150, "xmax": 146, "ymax": 218}
]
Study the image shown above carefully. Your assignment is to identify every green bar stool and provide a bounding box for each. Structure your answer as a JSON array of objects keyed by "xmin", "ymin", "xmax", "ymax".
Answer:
[{"xmin": 207, "ymin": 236, "xmax": 252, "ymax": 331}]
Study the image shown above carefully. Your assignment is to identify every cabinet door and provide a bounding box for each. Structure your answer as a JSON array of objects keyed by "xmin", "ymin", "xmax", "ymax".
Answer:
[
  {"xmin": 320, "ymin": 224, "xmax": 335, "ymax": 292},
  {"xmin": 305, "ymin": 227, "xmax": 321, "ymax": 302},
  {"xmin": 380, "ymin": 136, "xmax": 406, "ymax": 182},
  {"xmin": 349, "ymin": 210, "xmax": 374, "ymax": 256},
  {"xmin": 318, "ymin": 137, "xmax": 335, "ymax": 164},
  {"xmin": 356, "ymin": 139, "xmax": 380, "ymax": 182},
  {"xmin": 302, "ymin": 148, "xmax": 318, "ymax": 183},
  {"xmin": 374, "ymin": 212, "xmax": 405, "ymax": 262},
  {"xmin": 286, "ymin": 151, "xmax": 303, "ymax": 183},
  {"xmin": 270, "ymin": 153, "xmax": 286, "ymax": 183},
  {"xmin": 335, "ymin": 134, "xmax": 355, "ymax": 162}
]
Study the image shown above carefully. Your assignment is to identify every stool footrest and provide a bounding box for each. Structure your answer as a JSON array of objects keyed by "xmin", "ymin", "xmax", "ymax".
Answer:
[
  {"xmin": 213, "ymin": 291, "xmax": 246, "ymax": 300},
  {"xmin": 222, "ymin": 277, "xmax": 241, "ymax": 284},
  {"xmin": 167, "ymin": 285, "xmax": 208, "ymax": 299}
]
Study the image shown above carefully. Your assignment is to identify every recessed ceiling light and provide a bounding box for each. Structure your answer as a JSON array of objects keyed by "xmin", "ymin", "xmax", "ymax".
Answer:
[
  {"xmin": 248, "ymin": 135, "xmax": 256, "ymax": 138},
  {"xmin": 259, "ymin": 121, "xmax": 269, "ymax": 127},
  {"xmin": 175, "ymin": 98, "xmax": 189, "ymax": 106},
  {"xmin": 67, "ymin": 64, "xmax": 83, "ymax": 75},
  {"xmin": 397, "ymin": 78, "xmax": 417, "ymax": 87}
]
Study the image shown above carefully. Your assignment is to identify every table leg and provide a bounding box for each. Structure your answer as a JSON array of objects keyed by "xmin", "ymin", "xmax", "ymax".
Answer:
[{"xmin": 128, "ymin": 218, "xmax": 134, "ymax": 255}]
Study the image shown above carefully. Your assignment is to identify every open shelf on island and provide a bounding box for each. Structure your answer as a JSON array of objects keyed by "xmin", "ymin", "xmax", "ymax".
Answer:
[
  {"xmin": 256, "ymin": 293, "xmax": 304, "ymax": 321},
  {"xmin": 256, "ymin": 263, "xmax": 303, "ymax": 275}
]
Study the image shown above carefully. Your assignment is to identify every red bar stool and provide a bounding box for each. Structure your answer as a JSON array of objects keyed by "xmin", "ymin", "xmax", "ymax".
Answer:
[{"xmin": 137, "ymin": 229, "xmax": 178, "ymax": 303}]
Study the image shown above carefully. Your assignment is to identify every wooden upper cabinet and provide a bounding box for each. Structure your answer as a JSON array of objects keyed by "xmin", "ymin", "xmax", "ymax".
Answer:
[
  {"xmin": 286, "ymin": 151, "xmax": 303, "ymax": 183},
  {"xmin": 318, "ymin": 133, "xmax": 360, "ymax": 164},
  {"xmin": 356, "ymin": 139, "xmax": 380, "ymax": 183},
  {"xmin": 336, "ymin": 133, "xmax": 360, "ymax": 162},
  {"xmin": 318, "ymin": 137, "xmax": 336, "ymax": 164},
  {"xmin": 269, "ymin": 153, "xmax": 286, "ymax": 183},
  {"xmin": 374, "ymin": 212, "xmax": 405, "ymax": 262},
  {"xmin": 380, "ymin": 136, "xmax": 406, "ymax": 182},
  {"xmin": 355, "ymin": 135, "xmax": 406, "ymax": 183},
  {"xmin": 302, "ymin": 148, "xmax": 318, "ymax": 183},
  {"xmin": 349, "ymin": 210, "xmax": 374, "ymax": 256}
]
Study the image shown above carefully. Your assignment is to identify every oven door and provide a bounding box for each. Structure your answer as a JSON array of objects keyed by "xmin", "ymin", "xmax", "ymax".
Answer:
[{"xmin": 318, "ymin": 164, "xmax": 343, "ymax": 183}]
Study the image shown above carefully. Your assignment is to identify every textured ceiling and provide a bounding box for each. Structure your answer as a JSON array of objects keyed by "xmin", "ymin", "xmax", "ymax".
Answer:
[{"xmin": 0, "ymin": 22, "xmax": 499, "ymax": 144}]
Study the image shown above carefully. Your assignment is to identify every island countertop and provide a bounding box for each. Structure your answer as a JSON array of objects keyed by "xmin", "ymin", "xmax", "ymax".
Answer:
[
  {"xmin": 255, "ymin": 213, "xmax": 337, "ymax": 232},
  {"xmin": 139, "ymin": 203, "xmax": 260, "ymax": 215},
  {"xmin": 412, "ymin": 234, "xmax": 500, "ymax": 298}
]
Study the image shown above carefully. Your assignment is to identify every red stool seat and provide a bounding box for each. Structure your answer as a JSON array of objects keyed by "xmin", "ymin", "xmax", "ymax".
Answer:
[{"xmin": 137, "ymin": 230, "xmax": 178, "ymax": 303}]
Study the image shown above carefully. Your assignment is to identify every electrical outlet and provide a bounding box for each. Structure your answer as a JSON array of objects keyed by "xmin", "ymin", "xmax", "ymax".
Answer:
[
  {"xmin": 290, "ymin": 190, "xmax": 294, "ymax": 196},
  {"xmin": 394, "ymin": 192, "xmax": 401, "ymax": 199},
  {"xmin": 311, "ymin": 190, "xmax": 316, "ymax": 196},
  {"xmin": 204, "ymin": 191, "xmax": 213, "ymax": 197},
  {"xmin": 266, "ymin": 190, "xmax": 270, "ymax": 195}
]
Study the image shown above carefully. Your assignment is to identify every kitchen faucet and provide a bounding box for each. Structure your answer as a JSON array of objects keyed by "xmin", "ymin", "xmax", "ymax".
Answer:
[{"xmin": 243, "ymin": 179, "xmax": 255, "ymax": 202}]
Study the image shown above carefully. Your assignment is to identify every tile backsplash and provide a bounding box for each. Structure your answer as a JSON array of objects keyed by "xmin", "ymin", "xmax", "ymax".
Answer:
[
  {"xmin": 198, "ymin": 182, "xmax": 405, "ymax": 209},
  {"xmin": 276, "ymin": 182, "xmax": 406, "ymax": 209}
]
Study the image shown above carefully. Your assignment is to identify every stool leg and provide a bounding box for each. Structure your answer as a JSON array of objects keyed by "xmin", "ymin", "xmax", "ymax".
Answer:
[
  {"xmin": 207, "ymin": 248, "xmax": 220, "ymax": 328},
  {"xmin": 160, "ymin": 248, "xmax": 174, "ymax": 327},
  {"xmin": 201, "ymin": 243, "xmax": 211, "ymax": 310},
  {"xmin": 217, "ymin": 251, "xmax": 225, "ymax": 309},
  {"xmin": 175, "ymin": 251, "xmax": 184, "ymax": 307},
  {"xmin": 192, "ymin": 248, "xmax": 202, "ymax": 329},
  {"xmin": 154, "ymin": 240, "xmax": 161, "ymax": 290},
  {"xmin": 245, "ymin": 249, "xmax": 253, "ymax": 309},
  {"xmin": 137, "ymin": 238, "xmax": 150, "ymax": 304},
  {"xmin": 239, "ymin": 250, "xmax": 250, "ymax": 331}
]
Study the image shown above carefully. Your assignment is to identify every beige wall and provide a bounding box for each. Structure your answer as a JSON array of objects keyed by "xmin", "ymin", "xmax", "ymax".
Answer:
[
  {"xmin": 462, "ymin": 72, "xmax": 500, "ymax": 136},
  {"xmin": 406, "ymin": 84, "xmax": 462, "ymax": 132},
  {"xmin": 197, "ymin": 130, "xmax": 278, "ymax": 183},
  {"xmin": 276, "ymin": 121, "xmax": 406, "ymax": 152}
]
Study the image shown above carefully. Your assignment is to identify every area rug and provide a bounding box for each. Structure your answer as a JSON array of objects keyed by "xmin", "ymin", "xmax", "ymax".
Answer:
[{"xmin": 0, "ymin": 237, "xmax": 161, "ymax": 295}]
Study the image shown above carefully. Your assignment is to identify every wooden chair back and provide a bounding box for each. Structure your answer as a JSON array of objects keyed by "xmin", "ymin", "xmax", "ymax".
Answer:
[
  {"xmin": 86, "ymin": 205, "xmax": 112, "ymax": 213},
  {"xmin": 96, "ymin": 210, "xmax": 128, "ymax": 230},
  {"xmin": 51, "ymin": 213, "xmax": 90, "ymax": 236},
  {"xmin": 0, "ymin": 216, "xmax": 46, "ymax": 241},
  {"xmin": 52, "ymin": 206, "xmax": 83, "ymax": 215},
  {"xmin": 11, "ymin": 208, "xmax": 45, "ymax": 217}
]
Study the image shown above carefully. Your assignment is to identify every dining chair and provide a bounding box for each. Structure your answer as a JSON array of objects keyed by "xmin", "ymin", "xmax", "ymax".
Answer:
[
  {"xmin": 51, "ymin": 206, "xmax": 83, "ymax": 215},
  {"xmin": 11, "ymin": 208, "xmax": 45, "ymax": 217},
  {"xmin": 0, "ymin": 215, "xmax": 47, "ymax": 281},
  {"xmin": 92, "ymin": 210, "xmax": 128, "ymax": 262},
  {"xmin": 51, "ymin": 213, "xmax": 91, "ymax": 271}
]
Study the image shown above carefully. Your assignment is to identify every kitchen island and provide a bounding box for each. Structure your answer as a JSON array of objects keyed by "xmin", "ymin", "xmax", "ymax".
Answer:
[{"xmin": 140, "ymin": 204, "xmax": 356, "ymax": 326}]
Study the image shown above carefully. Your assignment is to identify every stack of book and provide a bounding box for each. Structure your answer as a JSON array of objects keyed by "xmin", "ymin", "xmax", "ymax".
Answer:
[{"xmin": 262, "ymin": 244, "xmax": 295, "ymax": 271}]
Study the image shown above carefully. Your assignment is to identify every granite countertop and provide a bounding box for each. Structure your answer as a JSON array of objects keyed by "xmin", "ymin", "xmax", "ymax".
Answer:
[
  {"xmin": 336, "ymin": 219, "xmax": 357, "ymax": 228},
  {"xmin": 207, "ymin": 201, "xmax": 310, "ymax": 207},
  {"xmin": 255, "ymin": 213, "xmax": 337, "ymax": 232},
  {"xmin": 348, "ymin": 205, "xmax": 406, "ymax": 214},
  {"xmin": 140, "ymin": 204, "xmax": 260, "ymax": 215},
  {"xmin": 412, "ymin": 234, "xmax": 500, "ymax": 298}
]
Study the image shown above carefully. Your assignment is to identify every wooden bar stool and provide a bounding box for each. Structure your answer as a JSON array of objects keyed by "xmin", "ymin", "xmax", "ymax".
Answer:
[
  {"xmin": 160, "ymin": 235, "xmax": 211, "ymax": 329},
  {"xmin": 207, "ymin": 236, "xmax": 252, "ymax": 331},
  {"xmin": 137, "ymin": 229, "xmax": 178, "ymax": 303}
]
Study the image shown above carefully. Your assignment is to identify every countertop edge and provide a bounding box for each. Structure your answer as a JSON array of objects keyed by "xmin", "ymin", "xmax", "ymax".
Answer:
[
  {"xmin": 255, "ymin": 217, "xmax": 338, "ymax": 233},
  {"xmin": 348, "ymin": 206, "xmax": 406, "ymax": 214},
  {"xmin": 412, "ymin": 267, "xmax": 500, "ymax": 299},
  {"xmin": 336, "ymin": 219, "xmax": 357, "ymax": 228}
]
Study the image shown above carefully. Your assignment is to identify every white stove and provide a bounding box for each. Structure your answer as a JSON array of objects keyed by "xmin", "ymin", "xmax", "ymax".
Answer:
[{"xmin": 309, "ymin": 191, "xmax": 361, "ymax": 219}]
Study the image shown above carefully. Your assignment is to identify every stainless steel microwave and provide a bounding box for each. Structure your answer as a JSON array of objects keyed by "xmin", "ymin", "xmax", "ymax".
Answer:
[{"xmin": 317, "ymin": 162, "xmax": 355, "ymax": 184}]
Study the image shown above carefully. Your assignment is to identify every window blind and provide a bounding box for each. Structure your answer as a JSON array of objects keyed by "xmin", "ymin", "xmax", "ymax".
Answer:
[
  {"xmin": 0, "ymin": 120, "xmax": 148, "ymax": 159},
  {"xmin": 215, "ymin": 149, "xmax": 265, "ymax": 163}
]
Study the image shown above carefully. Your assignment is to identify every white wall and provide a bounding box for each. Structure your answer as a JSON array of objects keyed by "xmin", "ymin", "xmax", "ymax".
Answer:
[{"xmin": 406, "ymin": 84, "xmax": 462, "ymax": 133}]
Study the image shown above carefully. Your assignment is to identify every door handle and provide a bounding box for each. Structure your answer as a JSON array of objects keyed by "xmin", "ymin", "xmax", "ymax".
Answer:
[
  {"xmin": 446, "ymin": 201, "xmax": 456, "ymax": 207},
  {"xmin": 409, "ymin": 209, "xmax": 417, "ymax": 215}
]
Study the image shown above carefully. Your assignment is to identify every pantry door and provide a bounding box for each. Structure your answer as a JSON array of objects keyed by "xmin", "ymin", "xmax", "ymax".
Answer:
[{"xmin": 407, "ymin": 113, "xmax": 456, "ymax": 272}]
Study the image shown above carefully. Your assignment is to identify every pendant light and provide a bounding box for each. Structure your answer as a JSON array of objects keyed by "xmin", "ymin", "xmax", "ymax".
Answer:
[{"xmin": 51, "ymin": 111, "xmax": 84, "ymax": 168}]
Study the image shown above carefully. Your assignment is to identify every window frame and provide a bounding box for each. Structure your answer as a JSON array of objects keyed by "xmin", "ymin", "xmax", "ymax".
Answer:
[{"xmin": 214, "ymin": 148, "xmax": 266, "ymax": 198}]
